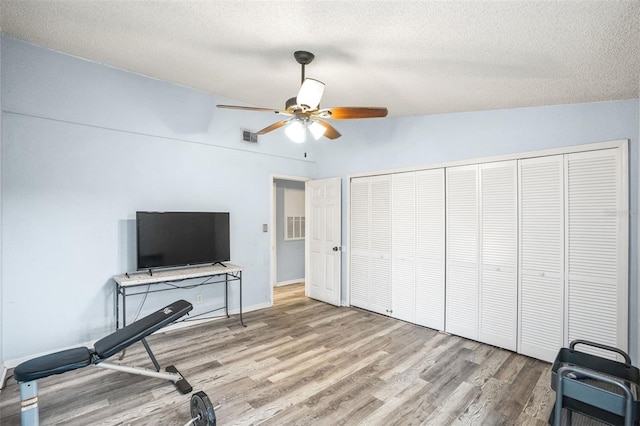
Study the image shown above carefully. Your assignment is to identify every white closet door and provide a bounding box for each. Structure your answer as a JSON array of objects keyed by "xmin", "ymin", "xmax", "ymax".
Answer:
[
  {"xmin": 350, "ymin": 177, "xmax": 370, "ymax": 309},
  {"xmin": 565, "ymin": 148, "xmax": 628, "ymax": 359},
  {"xmin": 415, "ymin": 168, "xmax": 445, "ymax": 330},
  {"xmin": 446, "ymin": 165, "xmax": 479, "ymax": 340},
  {"xmin": 479, "ymin": 161, "xmax": 518, "ymax": 351},
  {"xmin": 392, "ymin": 172, "xmax": 416, "ymax": 322},
  {"xmin": 518, "ymin": 155, "xmax": 565, "ymax": 362},
  {"xmin": 369, "ymin": 175, "xmax": 392, "ymax": 315}
]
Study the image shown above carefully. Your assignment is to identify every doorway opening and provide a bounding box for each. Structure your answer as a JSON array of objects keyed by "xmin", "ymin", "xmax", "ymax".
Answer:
[{"xmin": 270, "ymin": 175, "xmax": 310, "ymax": 306}]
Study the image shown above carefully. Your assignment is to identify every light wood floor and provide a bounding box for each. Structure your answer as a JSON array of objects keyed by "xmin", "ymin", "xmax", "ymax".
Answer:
[{"xmin": 1, "ymin": 284, "xmax": 560, "ymax": 425}]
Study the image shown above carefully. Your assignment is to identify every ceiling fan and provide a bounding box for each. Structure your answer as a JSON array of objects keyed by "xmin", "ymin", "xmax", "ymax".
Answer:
[{"xmin": 216, "ymin": 51, "xmax": 388, "ymax": 142}]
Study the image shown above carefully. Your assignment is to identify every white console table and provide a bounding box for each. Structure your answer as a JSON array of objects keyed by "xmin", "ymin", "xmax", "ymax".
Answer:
[{"xmin": 112, "ymin": 263, "xmax": 245, "ymax": 329}]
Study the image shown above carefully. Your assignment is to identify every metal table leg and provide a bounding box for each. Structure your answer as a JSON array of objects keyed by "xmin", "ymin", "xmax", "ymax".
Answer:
[{"xmin": 239, "ymin": 271, "xmax": 246, "ymax": 327}]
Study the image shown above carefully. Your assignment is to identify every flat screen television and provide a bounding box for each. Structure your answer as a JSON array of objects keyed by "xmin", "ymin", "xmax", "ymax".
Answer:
[{"xmin": 136, "ymin": 211, "xmax": 230, "ymax": 270}]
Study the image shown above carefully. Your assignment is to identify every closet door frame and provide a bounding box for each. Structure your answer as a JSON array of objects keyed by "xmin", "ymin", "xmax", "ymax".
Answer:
[
  {"xmin": 346, "ymin": 139, "xmax": 628, "ymax": 359},
  {"xmin": 347, "ymin": 139, "xmax": 627, "ymax": 310}
]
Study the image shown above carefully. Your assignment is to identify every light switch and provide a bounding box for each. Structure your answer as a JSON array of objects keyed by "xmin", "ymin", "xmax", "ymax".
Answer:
[{"xmin": 263, "ymin": 224, "xmax": 268, "ymax": 232}]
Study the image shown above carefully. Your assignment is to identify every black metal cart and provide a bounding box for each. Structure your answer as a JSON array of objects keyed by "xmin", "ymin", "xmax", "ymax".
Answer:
[{"xmin": 549, "ymin": 340, "xmax": 640, "ymax": 426}]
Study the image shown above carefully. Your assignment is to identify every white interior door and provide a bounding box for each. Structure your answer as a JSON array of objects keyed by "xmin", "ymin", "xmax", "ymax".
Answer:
[
  {"xmin": 518, "ymin": 155, "xmax": 565, "ymax": 362},
  {"xmin": 392, "ymin": 172, "xmax": 416, "ymax": 323},
  {"xmin": 565, "ymin": 148, "xmax": 628, "ymax": 359},
  {"xmin": 415, "ymin": 168, "xmax": 445, "ymax": 331},
  {"xmin": 349, "ymin": 174, "xmax": 392, "ymax": 316},
  {"xmin": 446, "ymin": 164, "xmax": 479, "ymax": 340},
  {"xmin": 306, "ymin": 177, "xmax": 342, "ymax": 306},
  {"xmin": 369, "ymin": 175, "xmax": 392, "ymax": 315},
  {"xmin": 478, "ymin": 160, "xmax": 518, "ymax": 351},
  {"xmin": 350, "ymin": 177, "xmax": 371, "ymax": 309}
]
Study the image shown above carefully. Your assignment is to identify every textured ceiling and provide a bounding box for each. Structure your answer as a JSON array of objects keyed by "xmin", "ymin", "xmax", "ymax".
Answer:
[{"xmin": 1, "ymin": 1, "xmax": 639, "ymax": 117}]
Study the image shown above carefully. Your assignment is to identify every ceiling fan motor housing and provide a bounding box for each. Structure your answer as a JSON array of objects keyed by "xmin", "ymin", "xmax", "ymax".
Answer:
[
  {"xmin": 294, "ymin": 51, "xmax": 314, "ymax": 65},
  {"xmin": 285, "ymin": 97, "xmax": 298, "ymax": 111}
]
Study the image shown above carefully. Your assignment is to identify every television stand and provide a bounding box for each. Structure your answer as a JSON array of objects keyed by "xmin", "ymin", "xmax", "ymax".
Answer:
[{"xmin": 112, "ymin": 263, "xmax": 244, "ymax": 330}]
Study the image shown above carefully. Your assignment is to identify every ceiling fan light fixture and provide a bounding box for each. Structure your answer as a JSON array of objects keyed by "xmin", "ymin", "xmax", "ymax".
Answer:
[
  {"xmin": 217, "ymin": 51, "xmax": 388, "ymax": 141},
  {"xmin": 285, "ymin": 119, "xmax": 306, "ymax": 143},
  {"xmin": 308, "ymin": 120, "xmax": 326, "ymax": 140},
  {"xmin": 296, "ymin": 78, "xmax": 325, "ymax": 109}
]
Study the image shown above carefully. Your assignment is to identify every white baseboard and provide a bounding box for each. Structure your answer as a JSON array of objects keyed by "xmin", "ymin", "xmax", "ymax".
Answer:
[
  {"xmin": 0, "ymin": 365, "xmax": 8, "ymax": 393},
  {"xmin": 163, "ymin": 300, "xmax": 272, "ymax": 332},
  {"xmin": 275, "ymin": 279, "xmax": 304, "ymax": 287},
  {"xmin": 3, "ymin": 336, "xmax": 101, "ymax": 370},
  {"xmin": 3, "ymin": 300, "xmax": 274, "ymax": 369}
]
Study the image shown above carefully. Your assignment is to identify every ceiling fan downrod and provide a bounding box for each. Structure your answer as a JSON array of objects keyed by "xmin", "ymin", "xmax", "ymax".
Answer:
[{"xmin": 294, "ymin": 51, "xmax": 315, "ymax": 84}]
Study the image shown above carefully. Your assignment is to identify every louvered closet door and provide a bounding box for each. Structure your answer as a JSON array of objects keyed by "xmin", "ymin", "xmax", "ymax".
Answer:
[
  {"xmin": 479, "ymin": 161, "xmax": 517, "ymax": 351},
  {"xmin": 518, "ymin": 155, "xmax": 564, "ymax": 362},
  {"xmin": 446, "ymin": 165, "xmax": 479, "ymax": 340},
  {"xmin": 565, "ymin": 148, "xmax": 628, "ymax": 359},
  {"xmin": 392, "ymin": 172, "xmax": 416, "ymax": 323},
  {"xmin": 369, "ymin": 175, "xmax": 392, "ymax": 316},
  {"xmin": 350, "ymin": 177, "xmax": 370, "ymax": 309},
  {"xmin": 415, "ymin": 168, "xmax": 445, "ymax": 330}
]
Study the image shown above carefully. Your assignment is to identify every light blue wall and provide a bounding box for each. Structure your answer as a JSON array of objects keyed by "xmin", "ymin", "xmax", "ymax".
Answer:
[
  {"xmin": 274, "ymin": 179, "xmax": 305, "ymax": 284},
  {"xmin": 2, "ymin": 33, "xmax": 639, "ymax": 368},
  {"xmin": 1, "ymin": 36, "xmax": 315, "ymax": 361},
  {"xmin": 313, "ymin": 99, "xmax": 640, "ymax": 362},
  {"xmin": 0, "ymin": 29, "xmax": 4, "ymax": 371}
]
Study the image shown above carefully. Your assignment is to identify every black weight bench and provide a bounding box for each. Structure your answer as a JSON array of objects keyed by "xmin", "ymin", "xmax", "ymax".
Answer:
[{"xmin": 14, "ymin": 300, "xmax": 193, "ymax": 425}]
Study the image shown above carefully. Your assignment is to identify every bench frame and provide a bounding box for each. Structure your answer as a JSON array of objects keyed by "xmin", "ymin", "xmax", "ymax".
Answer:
[{"xmin": 15, "ymin": 300, "xmax": 193, "ymax": 425}]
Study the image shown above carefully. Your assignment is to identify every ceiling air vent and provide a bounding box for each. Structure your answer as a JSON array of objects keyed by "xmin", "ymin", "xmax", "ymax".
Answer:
[{"xmin": 243, "ymin": 131, "xmax": 258, "ymax": 143}]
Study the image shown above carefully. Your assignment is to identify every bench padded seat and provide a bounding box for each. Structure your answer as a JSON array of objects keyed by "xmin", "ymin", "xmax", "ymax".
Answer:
[
  {"xmin": 14, "ymin": 347, "xmax": 92, "ymax": 382},
  {"xmin": 14, "ymin": 300, "xmax": 192, "ymax": 383},
  {"xmin": 94, "ymin": 299, "xmax": 192, "ymax": 360}
]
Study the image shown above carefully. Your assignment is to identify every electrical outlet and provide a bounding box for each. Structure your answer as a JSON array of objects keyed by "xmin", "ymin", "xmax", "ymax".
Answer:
[{"xmin": 196, "ymin": 294, "xmax": 203, "ymax": 304}]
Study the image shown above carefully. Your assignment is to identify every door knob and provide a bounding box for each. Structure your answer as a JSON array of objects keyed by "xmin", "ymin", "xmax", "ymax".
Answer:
[{"xmin": 332, "ymin": 246, "xmax": 341, "ymax": 251}]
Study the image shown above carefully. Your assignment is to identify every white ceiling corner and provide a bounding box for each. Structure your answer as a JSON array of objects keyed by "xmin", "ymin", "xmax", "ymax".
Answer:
[{"xmin": 0, "ymin": 0, "xmax": 639, "ymax": 117}]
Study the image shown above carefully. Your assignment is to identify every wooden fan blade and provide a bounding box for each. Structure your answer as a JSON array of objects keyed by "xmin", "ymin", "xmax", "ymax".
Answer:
[
  {"xmin": 316, "ymin": 120, "xmax": 342, "ymax": 140},
  {"xmin": 317, "ymin": 107, "xmax": 388, "ymax": 119},
  {"xmin": 256, "ymin": 120, "xmax": 290, "ymax": 135},
  {"xmin": 217, "ymin": 104, "xmax": 279, "ymax": 113}
]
